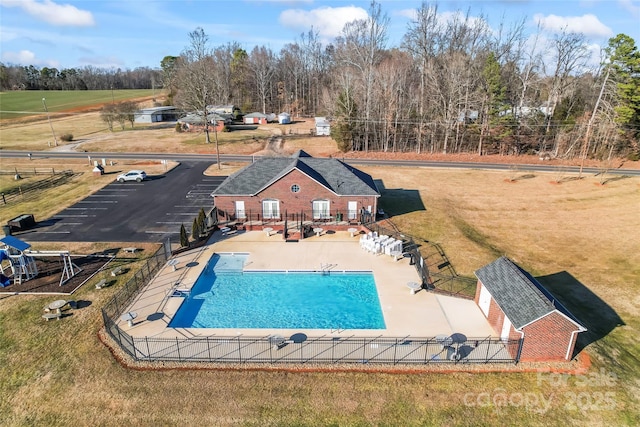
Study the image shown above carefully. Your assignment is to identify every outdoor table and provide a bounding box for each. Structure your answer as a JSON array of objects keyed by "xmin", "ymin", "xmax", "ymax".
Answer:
[
  {"xmin": 48, "ymin": 299, "xmax": 68, "ymax": 314},
  {"xmin": 121, "ymin": 312, "xmax": 137, "ymax": 327},
  {"xmin": 167, "ymin": 259, "xmax": 179, "ymax": 271},
  {"xmin": 348, "ymin": 227, "xmax": 358, "ymax": 237},
  {"xmin": 406, "ymin": 281, "xmax": 422, "ymax": 295},
  {"xmin": 263, "ymin": 227, "xmax": 274, "ymax": 236},
  {"xmin": 435, "ymin": 334, "xmax": 453, "ymax": 350},
  {"xmin": 313, "ymin": 227, "xmax": 323, "ymax": 237}
]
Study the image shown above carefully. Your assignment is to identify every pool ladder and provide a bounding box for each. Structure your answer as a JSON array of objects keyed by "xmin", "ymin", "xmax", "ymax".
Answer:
[{"xmin": 320, "ymin": 263, "xmax": 336, "ymax": 275}]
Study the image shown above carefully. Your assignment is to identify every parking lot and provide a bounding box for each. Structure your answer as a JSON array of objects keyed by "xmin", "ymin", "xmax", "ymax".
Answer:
[{"xmin": 20, "ymin": 161, "xmax": 225, "ymax": 243}]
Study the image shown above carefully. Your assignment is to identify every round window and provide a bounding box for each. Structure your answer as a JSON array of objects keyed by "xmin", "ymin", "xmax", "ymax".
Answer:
[{"xmin": 291, "ymin": 184, "xmax": 300, "ymax": 193}]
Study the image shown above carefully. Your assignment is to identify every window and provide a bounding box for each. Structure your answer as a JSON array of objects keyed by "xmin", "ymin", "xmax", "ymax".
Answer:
[
  {"xmin": 291, "ymin": 184, "xmax": 300, "ymax": 193},
  {"xmin": 312, "ymin": 200, "xmax": 330, "ymax": 219},
  {"xmin": 262, "ymin": 199, "xmax": 280, "ymax": 219}
]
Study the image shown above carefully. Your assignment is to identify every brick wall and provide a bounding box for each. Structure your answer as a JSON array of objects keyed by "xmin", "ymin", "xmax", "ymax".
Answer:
[
  {"xmin": 519, "ymin": 311, "xmax": 580, "ymax": 362},
  {"xmin": 214, "ymin": 169, "xmax": 377, "ymax": 219}
]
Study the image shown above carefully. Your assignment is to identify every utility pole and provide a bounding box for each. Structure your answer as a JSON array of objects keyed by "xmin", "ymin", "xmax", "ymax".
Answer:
[{"xmin": 42, "ymin": 98, "xmax": 58, "ymax": 146}]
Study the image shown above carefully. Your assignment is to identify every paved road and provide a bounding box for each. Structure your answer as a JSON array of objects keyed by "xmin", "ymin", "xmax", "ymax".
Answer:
[
  {"xmin": 2, "ymin": 150, "xmax": 640, "ymax": 176},
  {"xmin": 16, "ymin": 161, "xmax": 225, "ymax": 243}
]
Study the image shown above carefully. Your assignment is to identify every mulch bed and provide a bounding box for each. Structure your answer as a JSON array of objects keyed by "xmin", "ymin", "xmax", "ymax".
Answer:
[{"xmin": 0, "ymin": 255, "xmax": 112, "ymax": 294}]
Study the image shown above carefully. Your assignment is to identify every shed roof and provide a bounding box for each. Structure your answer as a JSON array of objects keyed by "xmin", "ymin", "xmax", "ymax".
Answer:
[
  {"xmin": 212, "ymin": 151, "xmax": 379, "ymax": 197},
  {"xmin": 244, "ymin": 112, "xmax": 268, "ymax": 118},
  {"xmin": 475, "ymin": 256, "xmax": 585, "ymax": 331}
]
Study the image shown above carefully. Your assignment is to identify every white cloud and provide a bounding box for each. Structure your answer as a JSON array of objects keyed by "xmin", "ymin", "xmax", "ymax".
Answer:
[
  {"xmin": 1, "ymin": 49, "xmax": 59, "ymax": 67},
  {"xmin": 77, "ymin": 55, "xmax": 124, "ymax": 68},
  {"xmin": 0, "ymin": 0, "xmax": 95, "ymax": 27},
  {"xmin": 618, "ymin": 0, "xmax": 640, "ymax": 18},
  {"xmin": 533, "ymin": 13, "xmax": 613, "ymax": 37},
  {"xmin": 279, "ymin": 6, "xmax": 369, "ymax": 39},
  {"xmin": 394, "ymin": 8, "xmax": 417, "ymax": 20}
]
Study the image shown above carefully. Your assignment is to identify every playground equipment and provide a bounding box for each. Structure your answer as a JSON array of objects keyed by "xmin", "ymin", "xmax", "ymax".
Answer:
[{"xmin": 0, "ymin": 236, "xmax": 81, "ymax": 287}]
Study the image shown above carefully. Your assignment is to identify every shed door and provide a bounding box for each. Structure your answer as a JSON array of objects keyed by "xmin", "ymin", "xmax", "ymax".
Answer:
[
  {"xmin": 235, "ymin": 201, "xmax": 245, "ymax": 219},
  {"xmin": 478, "ymin": 284, "xmax": 491, "ymax": 317},
  {"xmin": 501, "ymin": 316, "xmax": 512, "ymax": 341}
]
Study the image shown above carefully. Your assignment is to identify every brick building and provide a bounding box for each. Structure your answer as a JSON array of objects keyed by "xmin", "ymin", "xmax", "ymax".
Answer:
[
  {"xmin": 474, "ymin": 256, "xmax": 586, "ymax": 362},
  {"xmin": 212, "ymin": 150, "xmax": 379, "ymax": 234}
]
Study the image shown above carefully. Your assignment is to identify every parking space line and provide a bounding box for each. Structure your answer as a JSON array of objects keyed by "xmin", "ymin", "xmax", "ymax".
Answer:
[
  {"xmin": 77, "ymin": 200, "xmax": 118, "ymax": 203},
  {"xmin": 145, "ymin": 230, "xmax": 180, "ymax": 234}
]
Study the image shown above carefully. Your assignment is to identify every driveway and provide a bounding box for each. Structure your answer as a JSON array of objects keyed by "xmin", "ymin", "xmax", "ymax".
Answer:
[{"xmin": 20, "ymin": 161, "xmax": 226, "ymax": 243}]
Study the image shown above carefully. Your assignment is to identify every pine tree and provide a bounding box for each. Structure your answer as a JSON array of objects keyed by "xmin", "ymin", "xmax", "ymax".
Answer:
[
  {"xmin": 192, "ymin": 217, "xmax": 201, "ymax": 241},
  {"xmin": 606, "ymin": 34, "xmax": 640, "ymax": 138},
  {"xmin": 197, "ymin": 208, "xmax": 206, "ymax": 233},
  {"xmin": 179, "ymin": 223, "xmax": 189, "ymax": 247}
]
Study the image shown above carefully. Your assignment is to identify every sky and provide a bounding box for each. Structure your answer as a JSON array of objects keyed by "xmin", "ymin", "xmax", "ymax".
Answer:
[{"xmin": 1, "ymin": 0, "xmax": 639, "ymax": 71}]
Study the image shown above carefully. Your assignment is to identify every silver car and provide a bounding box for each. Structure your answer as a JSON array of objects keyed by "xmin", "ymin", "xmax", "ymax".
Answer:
[{"xmin": 117, "ymin": 170, "xmax": 147, "ymax": 183}]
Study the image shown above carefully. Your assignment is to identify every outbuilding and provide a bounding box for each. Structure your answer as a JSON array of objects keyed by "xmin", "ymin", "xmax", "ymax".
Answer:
[
  {"xmin": 243, "ymin": 112, "xmax": 268, "ymax": 125},
  {"xmin": 278, "ymin": 112, "xmax": 291, "ymax": 124},
  {"xmin": 134, "ymin": 106, "xmax": 179, "ymax": 124},
  {"xmin": 474, "ymin": 256, "xmax": 586, "ymax": 362},
  {"xmin": 314, "ymin": 117, "xmax": 331, "ymax": 136}
]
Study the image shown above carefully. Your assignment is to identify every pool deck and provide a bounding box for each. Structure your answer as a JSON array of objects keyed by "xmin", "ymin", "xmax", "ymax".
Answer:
[{"xmin": 121, "ymin": 229, "xmax": 498, "ymax": 340}]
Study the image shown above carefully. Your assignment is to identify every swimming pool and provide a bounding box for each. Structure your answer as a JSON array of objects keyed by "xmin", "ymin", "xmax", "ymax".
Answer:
[{"xmin": 169, "ymin": 253, "xmax": 386, "ymax": 329}]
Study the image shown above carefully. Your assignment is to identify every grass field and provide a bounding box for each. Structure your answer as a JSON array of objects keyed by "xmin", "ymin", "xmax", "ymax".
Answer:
[
  {"xmin": 0, "ymin": 89, "xmax": 157, "ymax": 120},
  {"xmin": 0, "ymin": 147, "xmax": 638, "ymax": 425}
]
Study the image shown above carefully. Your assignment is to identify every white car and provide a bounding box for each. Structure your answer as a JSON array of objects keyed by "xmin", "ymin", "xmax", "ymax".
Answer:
[{"xmin": 117, "ymin": 170, "xmax": 147, "ymax": 183}]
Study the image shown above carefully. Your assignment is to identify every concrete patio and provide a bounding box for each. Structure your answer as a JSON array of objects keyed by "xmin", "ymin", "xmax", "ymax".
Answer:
[{"xmin": 119, "ymin": 229, "xmax": 498, "ymax": 342}]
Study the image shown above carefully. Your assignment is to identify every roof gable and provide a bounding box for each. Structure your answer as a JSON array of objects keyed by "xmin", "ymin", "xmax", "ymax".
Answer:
[
  {"xmin": 475, "ymin": 256, "xmax": 584, "ymax": 330},
  {"xmin": 212, "ymin": 153, "xmax": 379, "ymax": 197}
]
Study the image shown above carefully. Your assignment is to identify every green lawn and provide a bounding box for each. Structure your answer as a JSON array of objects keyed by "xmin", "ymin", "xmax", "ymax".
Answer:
[{"xmin": 0, "ymin": 89, "xmax": 157, "ymax": 120}]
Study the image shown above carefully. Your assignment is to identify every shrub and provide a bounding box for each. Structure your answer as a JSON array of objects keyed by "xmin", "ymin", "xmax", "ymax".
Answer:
[
  {"xmin": 627, "ymin": 151, "xmax": 640, "ymax": 161},
  {"xmin": 179, "ymin": 224, "xmax": 189, "ymax": 247},
  {"xmin": 175, "ymin": 123, "xmax": 183, "ymax": 133},
  {"xmin": 222, "ymin": 125, "xmax": 231, "ymax": 132},
  {"xmin": 60, "ymin": 134, "xmax": 73, "ymax": 142}
]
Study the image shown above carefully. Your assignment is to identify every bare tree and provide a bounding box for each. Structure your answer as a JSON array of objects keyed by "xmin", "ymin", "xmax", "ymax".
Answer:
[
  {"xmin": 175, "ymin": 27, "xmax": 220, "ymax": 167},
  {"xmin": 248, "ymin": 46, "xmax": 276, "ymax": 114}
]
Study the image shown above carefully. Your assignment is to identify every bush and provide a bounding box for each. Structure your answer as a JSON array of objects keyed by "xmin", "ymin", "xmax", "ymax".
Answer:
[
  {"xmin": 222, "ymin": 125, "xmax": 231, "ymax": 132},
  {"xmin": 60, "ymin": 134, "xmax": 73, "ymax": 142},
  {"xmin": 627, "ymin": 151, "xmax": 640, "ymax": 161},
  {"xmin": 175, "ymin": 123, "xmax": 183, "ymax": 133}
]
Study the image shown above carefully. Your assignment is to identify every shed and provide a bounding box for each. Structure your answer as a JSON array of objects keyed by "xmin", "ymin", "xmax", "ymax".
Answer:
[
  {"xmin": 278, "ymin": 112, "xmax": 291, "ymax": 124},
  {"xmin": 314, "ymin": 117, "xmax": 331, "ymax": 136},
  {"xmin": 474, "ymin": 256, "xmax": 586, "ymax": 362},
  {"xmin": 134, "ymin": 106, "xmax": 179, "ymax": 123},
  {"xmin": 243, "ymin": 112, "xmax": 268, "ymax": 125}
]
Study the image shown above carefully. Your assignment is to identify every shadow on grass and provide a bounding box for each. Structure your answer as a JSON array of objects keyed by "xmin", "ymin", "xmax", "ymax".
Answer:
[
  {"xmin": 601, "ymin": 175, "xmax": 631, "ymax": 185},
  {"xmin": 536, "ymin": 271, "xmax": 625, "ymax": 357},
  {"xmin": 375, "ymin": 179, "xmax": 426, "ymax": 217}
]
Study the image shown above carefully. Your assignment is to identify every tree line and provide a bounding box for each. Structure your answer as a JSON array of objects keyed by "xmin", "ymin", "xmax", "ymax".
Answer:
[
  {"xmin": 0, "ymin": 64, "xmax": 161, "ymax": 91},
  {"xmin": 2, "ymin": 1, "xmax": 638, "ymax": 160}
]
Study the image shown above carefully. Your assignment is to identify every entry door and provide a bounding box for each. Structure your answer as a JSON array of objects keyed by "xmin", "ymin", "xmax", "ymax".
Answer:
[
  {"xmin": 501, "ymin": 316, "xmax": 512, "ymax": 341},
  {"xmin": 262, "ymin": 200, "xmax": 280, "ymax": 219},
  {"xmin": 313, "ymin": 200, "xmax": 330, "ymax": 219},
  {"xmin": 235, "ymin": 201, "xmax": 245, "ymax": 219},
  {"xmin": 348, "ymin": 201, "xmax": 358, "ymax": 220},
  {"xmin": 478, "ymin": 284, "xmax": 491, "ymax": 317}
]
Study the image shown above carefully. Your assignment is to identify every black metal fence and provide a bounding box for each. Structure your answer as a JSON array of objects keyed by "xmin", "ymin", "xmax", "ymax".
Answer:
[
  {"xmin": 115, "ymin": 334, "xmax": 520, "ymax": 364},
  {"xmin": 101, "ymin": 242, "xmax": 170, "ymax": 357}
]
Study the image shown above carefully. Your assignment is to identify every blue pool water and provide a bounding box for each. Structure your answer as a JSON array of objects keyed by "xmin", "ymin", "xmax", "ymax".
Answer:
[{"xmin": 169, "ymin": 253, "xmax": 386, "ymax": 329}]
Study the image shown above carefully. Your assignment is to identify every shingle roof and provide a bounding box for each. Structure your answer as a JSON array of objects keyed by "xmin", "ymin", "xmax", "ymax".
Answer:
[
  {"xmin": 211, "ymin": 152, "xmax": 379, "ymax": 197},
  {"xmin": 475, "ymin": 256, "xmax": 584, "ymax": 330}
]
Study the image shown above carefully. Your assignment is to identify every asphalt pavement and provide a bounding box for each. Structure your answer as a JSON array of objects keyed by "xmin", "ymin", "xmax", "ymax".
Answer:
[{"xmin": 16, "ymin": 161, "xmax": 225, "ymax": 243}]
